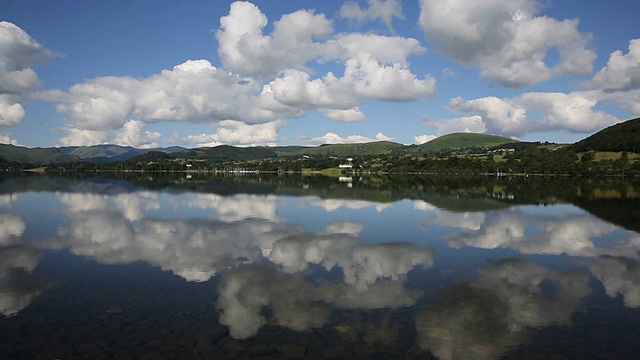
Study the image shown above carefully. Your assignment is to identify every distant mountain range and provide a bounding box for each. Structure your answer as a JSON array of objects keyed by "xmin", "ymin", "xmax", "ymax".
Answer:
[
  {"xmin": 1, "ymin": 117, "xmax": 638, "ymax": 166},
  {"xmin": 58, "ymin": 144, "xmax": 186, "ymax": 163}
]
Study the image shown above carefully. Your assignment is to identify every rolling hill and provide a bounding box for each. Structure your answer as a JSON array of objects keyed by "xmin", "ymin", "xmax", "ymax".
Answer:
[
  {"xmin": 3, "ymin": 117, "xmax": 639, "ymax": 167},
  {"xmin": 572, "ymin": 117, "xmax": 640, "ymax": 153},
  {"xmin": 417, "ymin": 133, "xmax": 516, "ymax": 152},
  {"xmin": 285, "ymin": 141, "xmax": 406, "ymax": 157}
]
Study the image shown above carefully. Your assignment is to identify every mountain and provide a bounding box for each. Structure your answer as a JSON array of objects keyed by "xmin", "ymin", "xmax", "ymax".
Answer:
[
  {"xmin": 58, "ymin": 144, "xmax": 186, "ymax": 163},
  {"xmin": 416, "ymin": 133, "xmax": 516, "ymax": 152},
  {"xmin": 0, "ymin": 144, "xmax": 79, "ymax": 165},
  {"xmin": 572, "ymin": 117, "xmax": 640, "ymax": 153}
]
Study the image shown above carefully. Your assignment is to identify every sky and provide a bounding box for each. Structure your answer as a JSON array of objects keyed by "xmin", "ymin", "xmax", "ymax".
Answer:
[{"xmin": 1, "ymin": 0, "xmax": 639, "ymax": 149}]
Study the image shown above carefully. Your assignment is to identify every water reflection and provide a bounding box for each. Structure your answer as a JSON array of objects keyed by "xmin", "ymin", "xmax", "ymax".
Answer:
[
  {"xmin": 416, "ymin": 258, "xmax": 591, "ymax": 360},
  {"xmin": 585, "ymin": 256, "xmax": 640, "ymax": 308},
  {"xmin": 0, "ymin": 213, "xmax": 48, "ymax": 317},
  {"xmin": 438, "ymin": 207, "xmax": 640, "ymax": 258},
  {"xmin": 0, "ymin": 174, "xmax": 639, "ymax": 358}
]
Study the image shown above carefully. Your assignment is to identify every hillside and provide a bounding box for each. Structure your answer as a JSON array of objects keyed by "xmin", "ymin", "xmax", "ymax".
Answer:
[
  {"xmin": 417, "ymin": 133, "xmax": 516, "ymax": 152},
  {"xmin": 0, "ymin": 144, "xmax": 79, "ymax": 165},
  {"xmin": 287, "ymin": 141, "xmax": 406, "ymax": 157},
  {"xmin": 572, "ymin": 117, "xmax": 640, "ymax": 153}
]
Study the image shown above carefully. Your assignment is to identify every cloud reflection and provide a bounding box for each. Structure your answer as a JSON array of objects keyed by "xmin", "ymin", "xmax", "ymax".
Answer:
[
  {"xmin": 218, "ymin": 259, "xmax": 428, "ymax": 339},
  {"xmin": 440, "ymin": 208, "xmax": 637, "ymax": 258},
  {"xmin": 586, "ymin": 256, "xmax": 640, "ymax": 308},
  {"xmin": 0, "ymin": 213, "xmax": 48, "ymax": 317},
  {"xmin": 416, "ymin": 258, "xmax": 591, "ymax": 360}
]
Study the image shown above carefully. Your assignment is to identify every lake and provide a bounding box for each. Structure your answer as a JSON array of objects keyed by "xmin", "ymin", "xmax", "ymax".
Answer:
[{"xmin": 1, "ymin": 173, "xmax": 639, "ymax": 359}]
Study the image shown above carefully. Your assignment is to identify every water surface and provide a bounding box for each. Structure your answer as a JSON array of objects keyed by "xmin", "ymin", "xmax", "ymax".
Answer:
[{"xmin": 1, "ymin": 173, "xmax": 639, "ymax": 359}]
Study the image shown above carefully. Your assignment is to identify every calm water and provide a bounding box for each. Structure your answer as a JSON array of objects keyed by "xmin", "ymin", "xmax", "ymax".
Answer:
[{"xmin": 1, "ymin": 173, "xmax": 639, "ymax": 359}]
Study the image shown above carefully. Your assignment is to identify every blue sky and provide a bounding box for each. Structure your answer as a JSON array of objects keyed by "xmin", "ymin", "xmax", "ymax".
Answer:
[{"xmin": 1, "ymin": 0, "xmax": 639, "ymax": 148}]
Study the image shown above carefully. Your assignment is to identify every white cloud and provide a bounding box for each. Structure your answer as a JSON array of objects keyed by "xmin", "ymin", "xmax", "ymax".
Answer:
[
  {"xmin": 0, "ymin": 131, "xmax": 20, "ymax": 145},
  {"xmin": 0, "ymin": 95, "xmax": 26, "ymax": 127},
  {"xmin": 58, "ymin": 128, "xmax": 109, "ymax": 146},
  {"xmin": 591, "ymin": 39, "xmax": 640, "ymax": 92},
  {"xmin": 447, "ymin": 96, "xmax": 528, "ymax": 136},
  {"xmin": 375, "ymin": 131, "xmax": 394, "ymax": 141},
  {"xmin": 345, "ymin": 52, "xmax": 436, "ymax": 101},
  {"xmin": 423, "ymin": 115, "xmax": 487, "ymax": 136},
  {"xmin": 216, "ymin": 1, "xmax": 339, "ymax": 77},
  {"xmin": 601, "ymin": 89, "xmax": 640, "ymax": 116},
  {"xmin": 113, "ymin": 120, "xmax": 161, "ymax": 149},
  {"xmin": 339, "ymin": 0, "xmax": 404, "ymax": 33},
  {"xmin": 31, "ymin": 3, "xmax": 437, "ymax": 146},
  {"xmin": 336, "ymin": 33, "xmax": 424, "ymax": 65},
  {"xmin": 418, "ymin": 0, "xmax": 595, "ymax": 87},
  {"xmin": 303, "ymin": 131, "xmax": 394, "ymax": 145},
  {"xmin": 321, "ymin": 107, "xmax": 365, "ymax": 122},
  {"xmin": 37, "ymin": 60, "xmax": 275, "ymax": 132},
  {"xmin": 518, "ymin": 91, "xmax": 620, "ymax": 133},
  {"xmin": 429, "ymin": 91, "xmax": 620, "ymax": 138},
  {"xmin": 180, "ymin": 119, "xmax": 288, "ymax": 147},
  {"xmin": 268, "ymin": 69, "xmax": 360, "ymax": 111},
  {"xmin": 414, "ymin": 134, "xmax": 437, "ymax": 144},
  {"xmin": 0, "ymin": 22, "xmax": 52, "ymax": 126},
  {"xmin": 441, "ymin": 68, "xmax": 457, "ymax": 77}
]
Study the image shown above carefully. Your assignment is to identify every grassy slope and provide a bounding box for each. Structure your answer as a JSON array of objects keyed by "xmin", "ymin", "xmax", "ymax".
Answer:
[
  {"xmin": 417, "ymin": 133, "xmax": 516, "ymax": 152},
  {"xmin": 286, "ymin": 141, "xmax": 406, "ymax": 157},
  {"xmin": 572, "ymin": 117, "xmax": 640, "ymax": 153}
]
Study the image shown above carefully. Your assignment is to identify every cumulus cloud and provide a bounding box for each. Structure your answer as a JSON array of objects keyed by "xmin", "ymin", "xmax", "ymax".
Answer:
[
  {"xmin": 0, "ymin": 22, "xmax": 52, "ymax": 126},
  {"xmin": 428, "ymin": 91, "xmax": 620, "ymax": 137},
  {"xmin": 38, "ymin": 60, "xmax": 273, "ymax": 131},
  {"xmin": 346, "ymin": 52, "xmax": 436, "ymax": 101},
  {"xmin": 336, "ymin": 33, "xmax": 424, "ymax": 65},
  {"xmin": 590, "ymin": 39, "xmax": 640, "ymax": 92},
  {"xmin": 413, "ymin": 134, "xmax": 437, "ymax": 144},
  {"xmin": 216, "ymin": 1, "xmax": 339, "ymax": 77},
  {"xmin": 32, "ymin": 2, "xmax": 437, "ymax": 146},
  {"xmin": 321, "ymin": 107, "xmax": 366, "ymax": 122},
  {"xmin": 339, "ymin": 0, "xmax": 404, "ymax": 33},
  {"xmin": 0, "ymin": 131, "xmax": 20, "ymax": 145},
  {"xmin": 302, "ymin": 131, "xmax": 394, "ymax": 145},
  {"xmin": 418, "ymin": 0, "xmax": 595, "ymax": 87},
  {"xmin": 113, "ymin": 120, "xmax": 161, "ymax": 149},
  {"xmin": 423, "ymin": 115, "xmax": 487, "ymax": 136},
  {"xmin": 267, "ymin": 69, "xmax": 360, "ymax": 111},
  {"xmin": 180, "ymin": 119, "xmax": 288, "ymax": 147}
]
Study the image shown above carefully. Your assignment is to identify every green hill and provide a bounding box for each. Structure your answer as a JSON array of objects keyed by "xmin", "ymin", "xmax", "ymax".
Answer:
[
  {"xmin": 572, "ymin": 117, "xmax": 640, "ymax": 153},
  {"xmin": 0, "ymin": 144, "xmax": 79, "ymax": 165},
  {"xmin": 417, "ymin": 133, "xmax": 516, "ymax": 152},
  {"xmin": 288, "ymin": 141, "xmax": 406, "ymax": 157}
]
